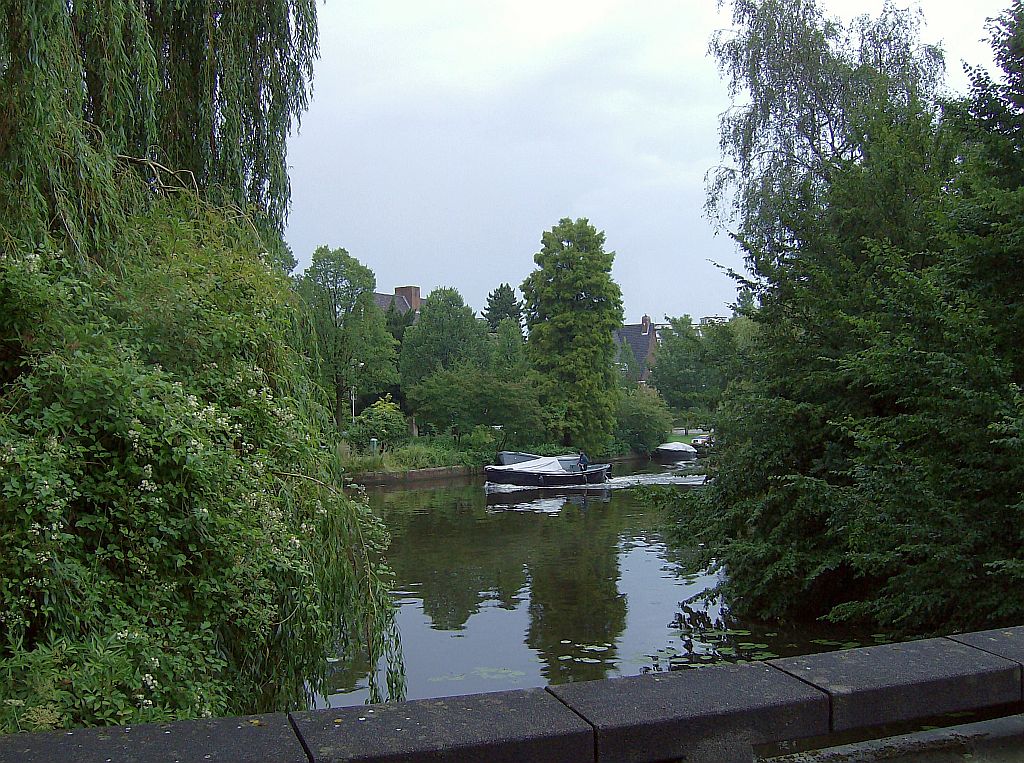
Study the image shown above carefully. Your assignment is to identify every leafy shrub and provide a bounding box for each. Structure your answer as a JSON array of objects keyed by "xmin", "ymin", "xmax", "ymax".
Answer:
[
  {"xmin": 614, "ymin": 387, "xmax": 674, "ymax": 455},
  {"xmin": 0, "ymin": 200, "xmax": 396, "ymax": 732},
  {"xmin": 348, "ymin": 395, "xmax": 408, "ymax": 453}
]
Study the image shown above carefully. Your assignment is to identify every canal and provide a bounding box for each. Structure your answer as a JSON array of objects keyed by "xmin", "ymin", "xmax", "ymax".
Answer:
[{"xmin": 320, "ymin": 461, "xmax": 881, "ymax": 708}]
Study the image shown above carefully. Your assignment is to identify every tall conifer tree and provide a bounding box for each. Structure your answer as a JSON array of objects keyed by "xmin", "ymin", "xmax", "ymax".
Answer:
[{"xmin": 521, "ymin": 218, "xmax": 623, "ymax": 453}]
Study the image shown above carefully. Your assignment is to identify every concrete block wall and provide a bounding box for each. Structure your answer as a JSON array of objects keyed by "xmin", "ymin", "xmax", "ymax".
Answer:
[{"xmin": 2, "ymin": 626, "xmax": 1022, "ymax": 762}]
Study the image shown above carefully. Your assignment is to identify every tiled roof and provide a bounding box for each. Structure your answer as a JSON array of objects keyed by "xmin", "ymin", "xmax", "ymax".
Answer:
[
  {"xmin": 614, "ymin": 322, "xmax": 659, "ymax": 379},
  {"xmin": 374, "ymin": 293, "xmax": 412, "ymax": 314}
]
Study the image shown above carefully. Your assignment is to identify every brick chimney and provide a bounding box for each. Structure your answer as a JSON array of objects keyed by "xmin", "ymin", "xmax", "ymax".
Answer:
[
  {"xmin": 395, "ymin": 285, "xmax": 421, "ymax": 312},
  {"xmin": 641, "ymin": 314, "xmax": 651, "ymax": 335}
]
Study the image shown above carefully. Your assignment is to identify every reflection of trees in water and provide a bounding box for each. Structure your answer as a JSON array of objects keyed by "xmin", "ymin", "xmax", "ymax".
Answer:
[
  {"xmin": 366, "ymin": 483, "xmax": 650, "ymax": 685},
  {"xmin": 672, "ymin": 602, "xmax": 727, "ymax": 636},
  {"xmin": 372, "ymin": 484, "xmax": 534, "ymax": 630},
  {"xmin": 525, "ymin": 502, "xmax": 628, "ymax": 682},
  {"xmin": 322, "ymin": 620, "xmax": 406, "ymax": 704}
]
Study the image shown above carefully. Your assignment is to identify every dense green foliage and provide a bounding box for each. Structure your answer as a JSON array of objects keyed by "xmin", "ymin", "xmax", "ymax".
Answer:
[
  {"xmin": 0, "ymin": 0, "xmax": 397, "ymax": 733},
  {"xmin": 612, "ymin": 387, "xmax": 674, "ymax": 456},
  {"xmin": 406, "ymin": 318, "xmax": 546, "ymax": 445},
  {"xmin": 664, "ymin": 0, "xmax": 1024, "ymax": 634},
  {"xmin": 482, "ymin": 283, "xmax": 523, "ymax": 331},
  {"xmin": 384, "ymin": 300, "xmax": 417, "ymax": 345},
  {"xmin": 398, "ymin": 288, "xmax": 487, "ymax": 389},
  {"xmin": 650, "ymin": 315, "xmax": 756, "ymax": 425},
  {"xmin": 649, "ymin": 317, "xmax": 708, "ymax": 415},
  {"xmin": 0, "ymin": 200, "xmax": 397, "ymax": 730},
  {"xmin": 348, "ymin": 396, "xmax": 408, "ymax": 454},
  {"xmin": 297, "ymin": 247, "xmax": 398, "ymax": 426},
  {"xmin": 409, "ymin": 361, "xmax": 547, "ymax": 444},
  {"xmin": 521, "ymin": 218, "xmax": 624, "ymax": 454}
]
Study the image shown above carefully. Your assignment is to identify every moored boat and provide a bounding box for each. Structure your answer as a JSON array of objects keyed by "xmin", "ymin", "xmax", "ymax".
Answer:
[
  {"xmin": 652, "ymin": 441, "xmax": 698, "ymax": 462},
  {"xmin": 485, "ymin": 454, "xmax": 611, "ymax": 486}
]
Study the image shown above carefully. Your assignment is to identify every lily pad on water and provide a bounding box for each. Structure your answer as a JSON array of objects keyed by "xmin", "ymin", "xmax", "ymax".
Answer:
[
  {"xmin": 427, "ymin": 673, "xmax": 466, "ymax": 683},
  {"xmin": 473, "ymin": 667, "xmax": 526, "ymax": 679}
]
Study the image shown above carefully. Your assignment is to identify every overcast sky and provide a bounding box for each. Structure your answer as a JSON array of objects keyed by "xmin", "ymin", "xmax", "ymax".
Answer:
[{"xmin": 285, "ymin": 1, "xmax": 1009, "ymax": 323}]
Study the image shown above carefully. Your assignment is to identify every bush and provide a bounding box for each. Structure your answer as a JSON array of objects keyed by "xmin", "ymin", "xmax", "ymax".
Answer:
[
  {"xmin": 614, "ymin": 387, "xmax": 674, "ymax": 455},
  {"xmin": 347, "ymin": 395, "xmax": 408, "ymax": 453},
  {"xmin": 0, "ymin": 201, "xmax": 396, "ymax": 732}
]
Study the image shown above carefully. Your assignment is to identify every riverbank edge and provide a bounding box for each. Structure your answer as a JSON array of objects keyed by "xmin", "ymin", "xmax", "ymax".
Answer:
[
  {"xmin": 2, "ymin": 626, "xmax": 1022, "ymax": 763},
  {"xmin": 349, "ymin": 464, "xmax": 482, "ymax": 485}
]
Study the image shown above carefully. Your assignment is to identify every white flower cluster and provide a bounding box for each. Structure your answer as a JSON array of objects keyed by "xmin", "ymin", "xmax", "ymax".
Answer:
[
  {"xmin": 22, "ymin": 249, "xmax": 41, "ymax": 273},
  {"xmin": 272, "ymin": 403, "xmax": 296, "ymax": 426}
]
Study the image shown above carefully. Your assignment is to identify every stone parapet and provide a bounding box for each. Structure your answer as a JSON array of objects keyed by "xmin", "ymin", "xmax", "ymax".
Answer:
[{"xmin": 2, "ymin": 627, "xmax": 1023, "ymax": 762}]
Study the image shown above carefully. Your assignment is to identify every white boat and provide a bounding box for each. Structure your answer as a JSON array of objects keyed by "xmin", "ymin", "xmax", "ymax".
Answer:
[{"xmin": 653, "ymin": 441, "xmax": 698, "ymax": 462}]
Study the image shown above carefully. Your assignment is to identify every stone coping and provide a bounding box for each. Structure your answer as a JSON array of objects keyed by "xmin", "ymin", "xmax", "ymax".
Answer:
[{"xmin": 1, "ymin": 628, "xmax": 1022, "ymax": 762}]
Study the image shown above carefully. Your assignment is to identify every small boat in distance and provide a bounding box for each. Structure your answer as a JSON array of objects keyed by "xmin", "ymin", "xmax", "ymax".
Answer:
[
  {"xmin": 652, "ymin": 441, "xmax": 698, "ymax": 462},
  {"xmin": 485, "ymin": 452, "xmax": 611, "ymax": 487}
]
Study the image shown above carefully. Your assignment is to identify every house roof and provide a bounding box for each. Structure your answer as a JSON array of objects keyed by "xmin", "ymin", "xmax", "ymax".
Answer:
[
  {"xmin": 613, "ymin": 320, "xmax": 660, "ymax": 379},
  {"xmin": 374, "ymin": 293, "xmax": 412, "ymax": 314}
]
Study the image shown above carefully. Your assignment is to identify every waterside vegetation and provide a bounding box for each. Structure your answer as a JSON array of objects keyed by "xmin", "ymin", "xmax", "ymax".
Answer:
[
  {"xmin": 652, "ymin": 0, "xmax": 1024, "ymax": 636},
  {"xmin": 0, "ymin": 0, "xmax": 397, "ymax": 733}
]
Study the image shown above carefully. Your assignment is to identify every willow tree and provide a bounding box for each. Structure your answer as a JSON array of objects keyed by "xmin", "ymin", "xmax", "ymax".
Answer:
[
  {"xmin": 1, "ymin": 0, "xmax": 402, "ymax": 732},
  {"xmin": 706, "ymin": 0, "xmax": 944, "ymax": 267},
  {"xmin": 1, "ymin": 0, "xmax": 316, "ymax": 256},
  {"xmin": 521, "ymin": 218, "xmax": 623, "ymax": 453}
]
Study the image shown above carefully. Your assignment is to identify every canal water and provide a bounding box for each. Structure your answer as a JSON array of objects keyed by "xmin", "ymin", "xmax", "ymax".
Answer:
[{"xmin": 320, "ymin": 460, "xmax": 881, "ymax": 707}]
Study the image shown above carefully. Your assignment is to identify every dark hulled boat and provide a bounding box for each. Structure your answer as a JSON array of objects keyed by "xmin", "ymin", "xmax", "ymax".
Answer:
[{"xmin": 485, "ymin": 453, "xmax": 611, "ymax": 487}]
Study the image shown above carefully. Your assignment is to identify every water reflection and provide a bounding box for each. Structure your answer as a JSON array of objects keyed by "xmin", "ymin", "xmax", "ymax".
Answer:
[
  {"xmin": 320, "ymin": 464, "xmax": 875, "ymax": 707},
  {"xmin": 525, "ymin": 499, "xmax": 626, "ymax": 683},
  {"xmin": 320, "ymin": 465, "xmax": 712, "ymax": 705},
  {"xmin": 485, "ymin": 487, "xmax": 611, "ymax": 512}
]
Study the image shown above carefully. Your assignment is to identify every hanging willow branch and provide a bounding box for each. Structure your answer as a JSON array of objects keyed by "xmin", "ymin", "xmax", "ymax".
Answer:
[
  {"xmin": 0, "ymin": 0, "xmax": 318, "ymax": 259},
  {"xmin": 116, "ymin": 154, "xmax": 199, "ymax": 194}
]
